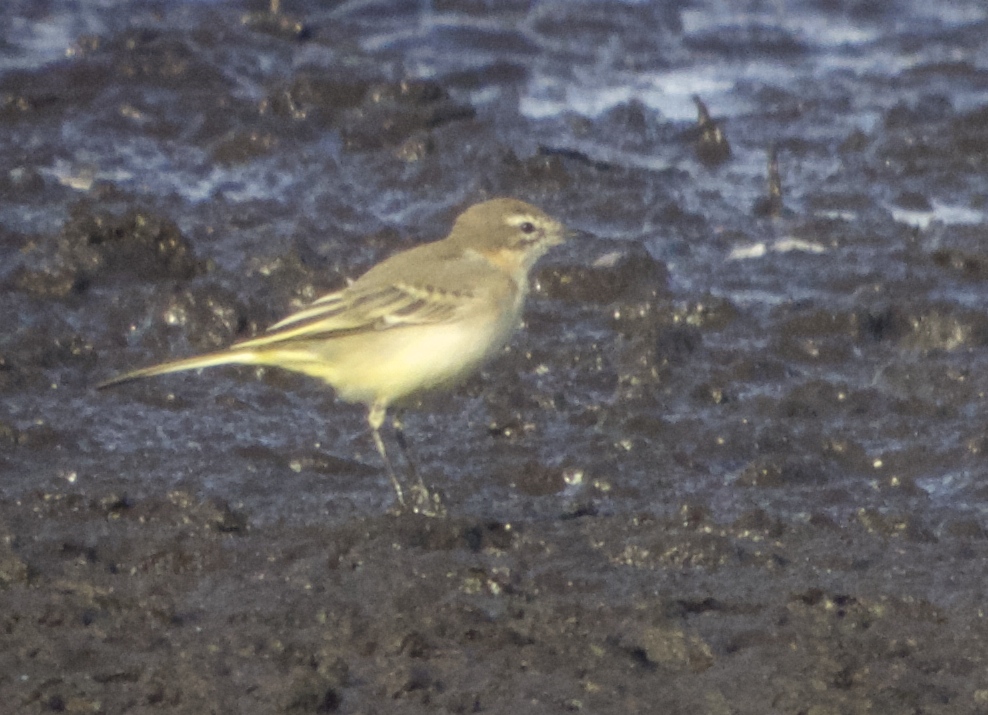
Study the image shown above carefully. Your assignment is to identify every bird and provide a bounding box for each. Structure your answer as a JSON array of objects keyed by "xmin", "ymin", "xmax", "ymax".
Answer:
[{"xmin": 98, "ymin": 198, "xmax": 568, "ymax": 515}]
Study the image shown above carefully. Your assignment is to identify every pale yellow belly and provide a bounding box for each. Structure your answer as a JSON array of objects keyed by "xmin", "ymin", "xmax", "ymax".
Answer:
[{"xmin": 254, "ymin": 316, "xmax": 515, "ymax": 408}]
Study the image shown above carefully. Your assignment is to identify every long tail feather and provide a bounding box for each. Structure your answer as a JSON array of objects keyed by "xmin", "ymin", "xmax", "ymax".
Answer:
[{"xmin": 96, "ymin": 349, "xmax": 257, "ymax": 389}]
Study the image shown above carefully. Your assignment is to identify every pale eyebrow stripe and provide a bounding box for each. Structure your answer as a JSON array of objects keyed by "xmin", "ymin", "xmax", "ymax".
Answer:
[{"xmin": 505, "ymin": 213, "xmax": 540, "ymax": 227}]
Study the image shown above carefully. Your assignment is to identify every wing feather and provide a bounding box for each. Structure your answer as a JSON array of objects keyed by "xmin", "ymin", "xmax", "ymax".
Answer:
[{"xmin": 232, "ymin": 282, "xmax": 472, "ymax": 350}]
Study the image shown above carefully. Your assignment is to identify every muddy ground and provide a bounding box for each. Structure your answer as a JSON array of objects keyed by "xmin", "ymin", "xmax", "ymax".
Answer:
[{"xmin": 4, "ymin": 0, "xmax": 988, "ymax": 713}]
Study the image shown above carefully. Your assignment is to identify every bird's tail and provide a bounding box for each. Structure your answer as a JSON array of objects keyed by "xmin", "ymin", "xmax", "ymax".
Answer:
[{"xmin": 96, "ymin": 349, "xmax": 258, "ymax": 389}]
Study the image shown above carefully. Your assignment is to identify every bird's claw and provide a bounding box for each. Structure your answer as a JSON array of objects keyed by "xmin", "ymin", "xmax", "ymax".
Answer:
[{"xmin": 409, "ymin": 482, "xmax": 446, "ymax": 518}]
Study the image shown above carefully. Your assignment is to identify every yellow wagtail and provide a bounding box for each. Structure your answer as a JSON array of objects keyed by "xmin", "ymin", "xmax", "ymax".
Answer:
[{"xmin": 98, "ymin": 198, "xmax": 568, "ymax": 514}]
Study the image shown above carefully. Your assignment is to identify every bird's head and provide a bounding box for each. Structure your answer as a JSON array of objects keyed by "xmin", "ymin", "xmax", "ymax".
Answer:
[{"xmin": 450, "ymin": 198, "xmax": 567, "ymax": 277}]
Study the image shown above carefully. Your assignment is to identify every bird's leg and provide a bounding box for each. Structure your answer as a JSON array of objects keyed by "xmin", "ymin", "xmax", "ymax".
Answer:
[
  {"xmin": 392, "ymin": 411, "xmax": 423, "ymax": 491},
  {"xmin": 393, "ymin": 412, "xmax": 445, "ymax": 517},
  {"xmin": 368, "ymin": 403, "xmax": 405, "ymax": 509}
]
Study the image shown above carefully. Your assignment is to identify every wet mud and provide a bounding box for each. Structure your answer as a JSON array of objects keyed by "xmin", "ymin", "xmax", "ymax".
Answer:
[{"xmin": 4, "ymin": 0, "xmax": 988, "ymax": 712}]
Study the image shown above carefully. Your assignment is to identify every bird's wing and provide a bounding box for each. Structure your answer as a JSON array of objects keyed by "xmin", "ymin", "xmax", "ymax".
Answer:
[{"xmin": 231, "ymin": 281, "xmax": 474, "ymax": 349}]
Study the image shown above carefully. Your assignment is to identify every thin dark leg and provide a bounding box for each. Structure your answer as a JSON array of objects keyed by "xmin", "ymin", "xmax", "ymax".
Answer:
[
  {"xmin": 392, "ymin": 412, "xmax": 425, "ymax": 492},
  {"xmin": 393, "ymin": 412, "xmax": 445, "ymax": 517},
  {"xmin": 368, "ymin": 403, "xmax": 405, "ymax": 508}
]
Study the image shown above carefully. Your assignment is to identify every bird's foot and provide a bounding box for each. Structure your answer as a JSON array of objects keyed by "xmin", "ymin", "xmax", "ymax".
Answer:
[{"xmin": 408, "ymin": 481, "xmax": 446, "ymax": 518}]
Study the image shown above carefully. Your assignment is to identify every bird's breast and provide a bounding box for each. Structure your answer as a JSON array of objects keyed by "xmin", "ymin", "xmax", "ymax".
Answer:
[{"xmin": 316, "ymin": 306, "xmax": 521, "ymax": 407}]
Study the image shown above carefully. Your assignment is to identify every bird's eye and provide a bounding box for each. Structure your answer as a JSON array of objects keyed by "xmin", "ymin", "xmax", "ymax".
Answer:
[{"xmin": 519, "ymin": 221, "xmax": 536, "ymax": 234}]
